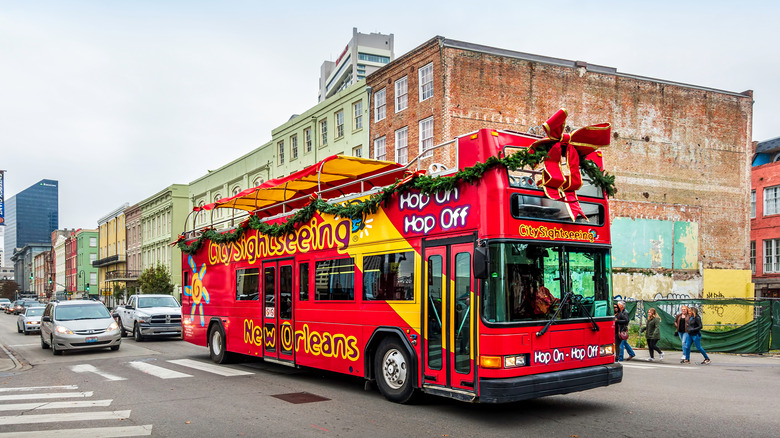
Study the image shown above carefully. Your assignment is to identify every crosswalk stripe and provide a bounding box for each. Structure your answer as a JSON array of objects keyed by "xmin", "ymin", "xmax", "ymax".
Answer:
[
  {"xmin": 71, "ymin": 364, "xmax": 127, "ymax": 381},
  {"xmin": 0, "ymin": 392, "xmax": 93, "ymax": 402},
  {"xmin": 0, "ymin": 385, "xmax": 78, "ymax": 393},
  {"xmin": 168, "ymin": 359, "xmax": 254, "ymax": 376},
  {"xmin": 622, "ymin": 363, "xmax": 694, "ymax": 370},
  {"xmin": 0, "ymin": 409, "xmax": 131, "ymax": 426},
  {"xmin": 0, "ymin": 399, "xmax": 113, "ymax": 411},
  {"xmin": 0, "ymin": 424, "xmax": 152, "ymax": 437},
  {"xmin": 128, "ymin": 361, "xmax": 192, "ymax": 379}
]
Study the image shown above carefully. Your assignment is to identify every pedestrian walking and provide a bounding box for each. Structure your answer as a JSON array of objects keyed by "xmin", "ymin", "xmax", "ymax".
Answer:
[
  {"xmin": 641, "ymin": 307, "xmax": 664, "ymax": 361},
  {"xmin": 675, "ymin": 305, "xmax": 690, "ymax": 361},
  {"xmin": 685, "ymin": 307, "xmax": 711, "ymax": 364},
  {"xmin": 615, "ymin": 301, "xmax": 635, "ymax": 361}
]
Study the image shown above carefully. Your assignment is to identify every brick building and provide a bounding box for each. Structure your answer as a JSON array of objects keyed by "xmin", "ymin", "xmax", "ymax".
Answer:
[
  {"xmin": 751, "ymin": 137, "xmax": 780, "ymax": 298},
  {"xmin": 367, "ymin": 36, "xmax": 754, "ymax": 300}
]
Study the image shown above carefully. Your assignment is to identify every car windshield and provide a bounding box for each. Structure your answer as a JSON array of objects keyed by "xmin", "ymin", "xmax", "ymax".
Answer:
[
  {"xmin": 137, "ymin": 296, "xmax": 179, "ymax": 308},
  {"xmin": 54, "ymin": 304, "xmax": 112, "ymax": 321},
  {"xmin": 25, "ymin": 308, "xmax": 44, "ymax": 317}
]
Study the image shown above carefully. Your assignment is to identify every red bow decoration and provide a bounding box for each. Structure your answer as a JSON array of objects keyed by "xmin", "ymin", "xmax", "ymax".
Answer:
[
  {"xmin": 397, "ymin": 170, "xmax": 425, "ymax": 188},
  {"xmin": 532, "ymin": 109, "xmax": 611, "ymax": 221}
]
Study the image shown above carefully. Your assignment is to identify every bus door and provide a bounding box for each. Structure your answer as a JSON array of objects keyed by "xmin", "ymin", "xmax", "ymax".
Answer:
[
  {"xmin": 262, "ymin": 259, "xmax": 294, "ymax": 362},
  {"xmin": 423, "ymin": 240, "xmax": 476, "ymax": 393}
]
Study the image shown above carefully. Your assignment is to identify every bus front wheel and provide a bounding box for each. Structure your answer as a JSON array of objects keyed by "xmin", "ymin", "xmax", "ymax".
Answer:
[
  {"xmin": 209, "ymin": 324, "xmax": 232, "ymax": 364},
  {"xmin": 374, "ymin": 338, "xmax": 416, "ymax": 404}
]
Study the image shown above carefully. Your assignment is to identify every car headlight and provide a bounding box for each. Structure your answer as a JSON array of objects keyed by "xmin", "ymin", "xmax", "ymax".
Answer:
[
  {"xmin": 108, "ymin": 321, "xmax": 119, "ymax": 331},
  {"xmin": 136, "ymin": 313, "xmax": 150, "ymax": 323},
  {"xmin": 55, "ymin": 325, "xmax": 74, "ymax": 335}
]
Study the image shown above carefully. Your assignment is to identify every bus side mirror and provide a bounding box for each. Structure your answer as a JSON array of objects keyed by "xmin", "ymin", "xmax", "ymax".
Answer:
[{"xmin": 473, "ymin": 246, "xmax": 488, "ymax": 279}]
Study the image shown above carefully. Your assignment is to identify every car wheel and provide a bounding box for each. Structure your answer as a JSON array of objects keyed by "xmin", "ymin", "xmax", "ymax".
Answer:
[
  {"xmin": 133, "ymin": 323, "xmax": 144, "ymax": 342},
  {"xmin": 374, "ymin": 337, "xmax": 417, "ymax": 404},
  {"xmin": 119, "ymin": 319, "xmax": 128, "ymax": 337},
  {"xmin": 110, "ymin": 345, "xmax": 120, "ymax": 351},
  {"xmin": 23, "ymin": 329, "xmax": 29, "ymax": 336},
  {"xmin": 41, "ymin": 335, "xmax": 49, "ymax": 349},
  {"xmin": 17, "ymin": 323, "xmax": 22, "ymax": 333},
  {"xmin": 208, "ymin": 324, "xmax": 233, "ymax": 364},
  {"xmin": 51, "ymin": 337, "xmax": 62, "ymax": 356}
]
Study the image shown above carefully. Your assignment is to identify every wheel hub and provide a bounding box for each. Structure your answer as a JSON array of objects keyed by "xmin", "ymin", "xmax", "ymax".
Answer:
[{"xmin": 382, "ymin": 349, "xmax": 407, "ymax": 390}]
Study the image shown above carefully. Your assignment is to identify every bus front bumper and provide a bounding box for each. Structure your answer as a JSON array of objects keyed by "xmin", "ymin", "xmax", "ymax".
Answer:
[{"xmin": 478, "ymin": 362, "xmax": 622, "ymax": 403}]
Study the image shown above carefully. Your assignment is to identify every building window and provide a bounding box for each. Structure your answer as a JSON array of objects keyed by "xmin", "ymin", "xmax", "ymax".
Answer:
[
  {"xmin": 764, "ymin": 239, "xmax": 780, "ymax": 273},
  {"xmin": 90, "ymin": 237, "xmax": 97, "ymax": 247},
  {"xmin": 315, "ymin": 258, "xmax": 355, "ymax": 301},
  {"xmin": 374, "ymin": 88, "xmax": 386, "ymax": 122},
  {"xmin": 374, "ymin": 136, "xmax": 386, "ymax": 161},
  {"xmin": 304, "ymin": 128, "xmax": 312, "ymax": 153},
  {"xmin": 252, "ymin": 176, "xmax": 264, "ymax": 187},
  {"xmin": 395, "ymin": 76, "xmax": 408, "ymax": 112},
  {"xmin": 353, "ymin": 101, "xmax": 363, "ymax": 130},
  {"xmin": 751, "ymin": 241, "xmax": 756, "ymax": 274},
  {"xmin": 419, "ymin": 63, "xmax": 433, "ymax": 101},
  {"xmin": 751, "ymin": 190, "xmax": 756, "ymax": 218},
  {"xmin": 90, "ymin": 253, "xmax": 97, "ymax": 262},
  {"xmin": 358, "ymin": 53, "xmax": 390, "ymax": 63},
  {"xmin": 395, "ymin": 127, "xmax": 408, "ymax": 165},
  {"xmin": 764, "ymin": 186, "xmax": 779, "ymax": 216},
  {"xmin": 352, "ymin": 145, "xmax": 362, "ymax": 157},
  {"xmin": 278, "ymin": 140, "xmax": 285, "ymax": 165},
  {"xmin": 335, "ymin": 110, "xmax": 344, "ymax": 139},
  {"xmin": 291, "ymin": 135, "xmax": 298, "ymax": 160},
  {"xmin": 232, "ymin": 186, "xmax": 241, "ymax": 196},
  {"xmin": 320, "ymin": 119, "xmax": 328, "ymax": 146},
  {"xmin": 419, "ymin": 117, "xmax": 434, "ymax": 158}
]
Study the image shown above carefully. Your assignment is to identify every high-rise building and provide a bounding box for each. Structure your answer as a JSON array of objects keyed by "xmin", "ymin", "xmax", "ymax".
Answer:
[
  {"xmin": 318, "ymin": 28, "xmax": 393, "ymax": 103},
  {"xmin": 4, "ymin": 179, "xmax": 58, "ymax": 274}
]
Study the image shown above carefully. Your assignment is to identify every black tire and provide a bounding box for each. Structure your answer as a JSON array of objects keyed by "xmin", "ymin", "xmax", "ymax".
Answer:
[
  {"xmin": 374, "ymin": 337, "xmax": 417, "ymax": 404},
  {"xmin": 119, "ymin": 319, "xmax": 128, "ymax": 337},
  {"xmin": 208, "ymin": 324, "xmax": 232, "ymax": 364},
  {"xmin": 41, "ymin": 335, "xmax": 49, "ymax": 349},
  {"xmin": 23, "ymin": 330, "xmax": 29, "ymax": 336},
  {"xmin": 110, "ymin": 344, "xmax": 120, "ymax": 351},
  {"xmin": 133, "ymin": 323, "xmax": 144, "ymax": 342},
  {"xmin": 51, "ymin": 337, "xmax": 62, "ymax": 356},
  {"xmin": 17, "ymin": 323, "xmax": 22, "ymax": 334}
]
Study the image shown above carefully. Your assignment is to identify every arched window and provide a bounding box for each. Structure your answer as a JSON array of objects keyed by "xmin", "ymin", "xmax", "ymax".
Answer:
[
  {"xmin": 214, "ymin": 194, "xmax": 222, "ymax": 219},
  {"xmin": 773, "ymin": 153, "xmax": 780, "ymax": 163},
  {"xmin": 232, "ymin": 186, "xmax": 242, "ymax": 196},
  {"xmin": 253, "ymin": 176, "xmax": 264, "ymax": 187},
  {"xmin": 197, "ymin": 201, "xmax": 205, "ymax": 225}
]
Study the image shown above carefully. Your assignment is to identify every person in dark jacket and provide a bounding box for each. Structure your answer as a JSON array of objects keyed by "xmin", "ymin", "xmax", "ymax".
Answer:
[
  {"xmin": 615, "ymin": 301, "xmax": 635, "ymax": 361},
  {"xmin": 684, "ymin": 307, "xmax": 711, "ymax": 364},
  {"xmin": 674, "ymin": 305, "xmax": 690, "ymax": 361},
  {"xmin": 640, "ymin": 307, "xmax": 664, "ymax": 361}
]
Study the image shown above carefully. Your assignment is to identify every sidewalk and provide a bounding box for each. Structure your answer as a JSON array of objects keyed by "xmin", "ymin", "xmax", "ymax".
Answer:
[
  {"xmin": 0, "ymin": 343, "xmax": 21, "ymax": 372},
  {"xmin": 623, "ymin": 347, "xmax": 780, "ymax": 365}
]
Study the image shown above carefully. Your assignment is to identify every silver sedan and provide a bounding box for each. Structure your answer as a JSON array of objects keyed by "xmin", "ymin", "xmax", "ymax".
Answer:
[{"xmin": 17, "ymin": 306, "xmax": 45, "ymax": 335}]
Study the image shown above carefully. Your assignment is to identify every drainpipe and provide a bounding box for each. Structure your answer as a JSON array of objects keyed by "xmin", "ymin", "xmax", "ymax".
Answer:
[{"xmin": 366, "ymin": 86, "xmax": 373, "ymax": 158}]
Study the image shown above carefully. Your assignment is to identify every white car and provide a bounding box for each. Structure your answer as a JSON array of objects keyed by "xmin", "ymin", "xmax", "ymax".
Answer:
[
  {"xmin": 17, "ymin": 306, "xmax": 45, "ymax": 335},
  {"xmin": 40, "ymin": 300, "xmax": 121, "ymax": 355}
]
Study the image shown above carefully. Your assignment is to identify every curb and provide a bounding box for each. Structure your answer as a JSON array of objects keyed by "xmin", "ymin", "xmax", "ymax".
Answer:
[{"xmin": 0, "ymin": 343, "xmax": 24, "ymax": 372}]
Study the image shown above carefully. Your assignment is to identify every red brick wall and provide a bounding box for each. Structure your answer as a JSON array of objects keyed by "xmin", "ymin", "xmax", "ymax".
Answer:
[{"xmin": 751, "ymin": 161, "xmax": 780, "ymax": 279}]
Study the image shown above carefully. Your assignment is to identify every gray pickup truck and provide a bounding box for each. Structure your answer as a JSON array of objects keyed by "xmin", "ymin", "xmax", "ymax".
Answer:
[{"xmin": 116, "ymin": 294, "xmax": 182, "ymax": 341}]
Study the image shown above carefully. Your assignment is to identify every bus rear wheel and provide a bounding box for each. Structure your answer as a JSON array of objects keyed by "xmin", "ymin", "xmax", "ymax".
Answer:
[
  {"xmin": 209, "ymin": 324, "xmax": 233, "ymax": 364},
  {"xmin": 374, "ymin": 338, "xmax": 417, "ymax": 404}
]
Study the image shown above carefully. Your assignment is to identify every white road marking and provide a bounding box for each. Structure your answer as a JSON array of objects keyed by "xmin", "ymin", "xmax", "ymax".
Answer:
[
  {"xmin": 168, "ymin": 359, "xmax": 254, "ymax": 376},
  {"xmin": 128, "ymin": 361, "xmax": 192, "ymax": 379},
  {"xmin": 0, "ymin": 409, "xmax": 131, "ymax": 426},
  {"xmin": 0, "ymin": 392, "xmax": 93, "ymax": 402},
  {"xmin": 71, "ymin": 364, "xmax": 127, "ymax": 381},
  {"xmin": 622, "ymin": 362, "xmax": 694, "ymax": 370},
  {"xmin": 0, "ymin": 425, "xmax": 152, "ymax": 438},
  {"xmin": 0, "ymin": 399, "xmax": 113, "ymax": 411},
  {"xmin": 0, "ymin": 385, "xmax": 78, "ymax": 393}
]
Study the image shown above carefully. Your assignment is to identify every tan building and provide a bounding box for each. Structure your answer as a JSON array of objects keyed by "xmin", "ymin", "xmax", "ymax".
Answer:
[{"xmin": 95, "ymin": 204, "xmax": 128, "ymax": 302}]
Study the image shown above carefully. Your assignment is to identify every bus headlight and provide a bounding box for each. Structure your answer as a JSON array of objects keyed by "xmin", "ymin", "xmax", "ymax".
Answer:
[
  {"xmin": 600, "ymin": 344, "xmax": 614, "ymax": 356},
  {"xmin": 479, "ymin": 355, "xmax": 502, "ymax": 369},
  {"xmin": 504, "ymin": 354, "xmax": 528, "ymax": 368}
]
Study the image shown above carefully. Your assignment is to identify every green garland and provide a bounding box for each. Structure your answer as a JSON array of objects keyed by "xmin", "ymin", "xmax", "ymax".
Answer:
[{"xmin": 177, "ymin": 147, "xmax": 616, "ymax": 255}]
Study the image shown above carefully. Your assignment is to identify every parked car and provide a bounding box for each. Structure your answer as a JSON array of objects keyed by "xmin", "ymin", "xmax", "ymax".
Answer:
[
  {"xmin": 11, "ymin": 300, "xmax": 40, "ymax": 315},
  {"xmin": 40, "ymin": 300, "xmax": 121, "ymax": 355},
  {"xmin": 0, "ymin": 298, "xmax": 11, "ymax": 312},
  {"xmin": 17, "ymin": 306, "xmax": 45, "ymax": 335}
]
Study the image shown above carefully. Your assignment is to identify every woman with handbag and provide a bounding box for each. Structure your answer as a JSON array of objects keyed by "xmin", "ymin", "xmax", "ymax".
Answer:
[{"xmin": 615, "ymin": 301, "xmax": 635, "ymax": 361}]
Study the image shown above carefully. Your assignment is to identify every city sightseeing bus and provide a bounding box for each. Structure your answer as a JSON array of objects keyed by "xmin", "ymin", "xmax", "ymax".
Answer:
[{"xmin": 178, "ymin": 122, "xmax": 622, "ymax": 404}]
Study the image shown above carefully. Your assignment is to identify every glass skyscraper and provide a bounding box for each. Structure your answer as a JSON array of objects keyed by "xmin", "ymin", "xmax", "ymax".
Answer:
[{"xmin": 3, "ymin": 179, "xmax": 59, "ymax": 266}]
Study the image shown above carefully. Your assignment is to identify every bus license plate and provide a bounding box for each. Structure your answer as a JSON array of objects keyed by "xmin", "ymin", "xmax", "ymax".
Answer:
[{"xmin": 86, "ymin": 336, "xmax": 98, "ymax": 343}]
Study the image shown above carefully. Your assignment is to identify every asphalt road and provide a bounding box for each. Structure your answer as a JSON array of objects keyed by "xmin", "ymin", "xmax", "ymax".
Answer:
[{"xmin": 1, "ymin": 312, "xmax": 779, "ymax": 437}]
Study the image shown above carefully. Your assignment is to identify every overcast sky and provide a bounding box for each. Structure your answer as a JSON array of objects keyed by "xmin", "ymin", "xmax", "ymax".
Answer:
[{"xmin": 1, "ymin": 0, "xmax": 777, "ymax": 230}]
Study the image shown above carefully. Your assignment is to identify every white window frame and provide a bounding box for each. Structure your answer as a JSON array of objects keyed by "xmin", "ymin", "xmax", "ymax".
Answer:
[
  {"xmin": 352, "ymin": 145, "xmax": 362, "ymax": 157},
  {"xmin": 374, "ymin": 88, "xmax": 386, "ymax": 122},
  {"xmin": 395, "ymin": 76, "xmax": 408, "ymax": 112},
  {"xmin": 278, "ymin": 140, "xmax": 285, "ymax": 165},
  {"xmin": 320, "ymin": 119, "xmax": 328, "ymax": 146},
  {"xmin": 291, "ymin": 135, "xmax": 298, "ymax": 160},
  {"xmin": 353, "ymin": 101, "xmax": 363, "ymax": 130},
  {"xmin": 764, "ymin": 239, "xmax": 780, "ymax": 273},
  {"xmin": 374, "ymin": 136, "xmax": 386, "ymax": 161},
  {"xmin": 751, "ymin": 190, "xmax": 756, "ymax": 218},
  {"xmin": 335, "ymin": 110, "xmax": 344, "ymax": 138},
  {"xmin": 764, "ymin": 186, "xmax": 780, "ymax": 216},
  {"xmin": 419, "ymin": 117, "xmax": 434, "ymax": 159},
  {"xmin": 751, "ymin": 241, "xmax": 756, "ymax": 274},
  {"xmin": 304, "ymin": 128, "xmax": 312, "ymax": 153},
  {"xmin": 419, "ymin": 63, "xmax": 433, "ymax": 101},
  {"xmin": 395, "ymin": 127, "xmax": 408, "ymax": 165}
]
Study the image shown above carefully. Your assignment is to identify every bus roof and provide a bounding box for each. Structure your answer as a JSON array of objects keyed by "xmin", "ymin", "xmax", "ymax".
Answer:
[{"xmin": 194, "ymin": 154, "xmax": 411, "ymax": 218}]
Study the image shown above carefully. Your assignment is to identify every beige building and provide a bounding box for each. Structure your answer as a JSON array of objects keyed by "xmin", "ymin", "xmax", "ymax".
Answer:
[{"xmin": 95, "ymin": 204, "xmax": 128, "ymax": 301}]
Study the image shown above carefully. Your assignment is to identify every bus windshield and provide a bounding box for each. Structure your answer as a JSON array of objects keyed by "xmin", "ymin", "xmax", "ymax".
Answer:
[{"xmin": 481, "ymin": 242, "xmax": 613, "ymax": 323}]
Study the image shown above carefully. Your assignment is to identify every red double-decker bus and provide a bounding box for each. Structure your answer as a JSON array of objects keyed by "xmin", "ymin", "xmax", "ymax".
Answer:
[{"xmin": 178, "ymin": 123, "xmax": 622, "ymax": 403}]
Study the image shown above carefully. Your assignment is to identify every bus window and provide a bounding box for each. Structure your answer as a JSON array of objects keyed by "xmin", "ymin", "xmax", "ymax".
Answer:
[
  {"xmin": 235, "ymin": 268, "xmax": 259, "ymax": 301},
  {"xmin": 363, "ymin": 251, "xmax": 415, "ymax": 301},
  {"xmin": 299, "ymin": 263, "xmax": 309, "ymax": 301},
  {"xmin": 315, "ymin": 258, "xmax": 355, "ymax": 301}
]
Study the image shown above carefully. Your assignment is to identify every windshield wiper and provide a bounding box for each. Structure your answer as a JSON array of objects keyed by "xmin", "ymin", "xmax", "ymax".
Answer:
[{"xmin": 536, "ymin": 291, "xmax": 599, "ymax": 336}]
